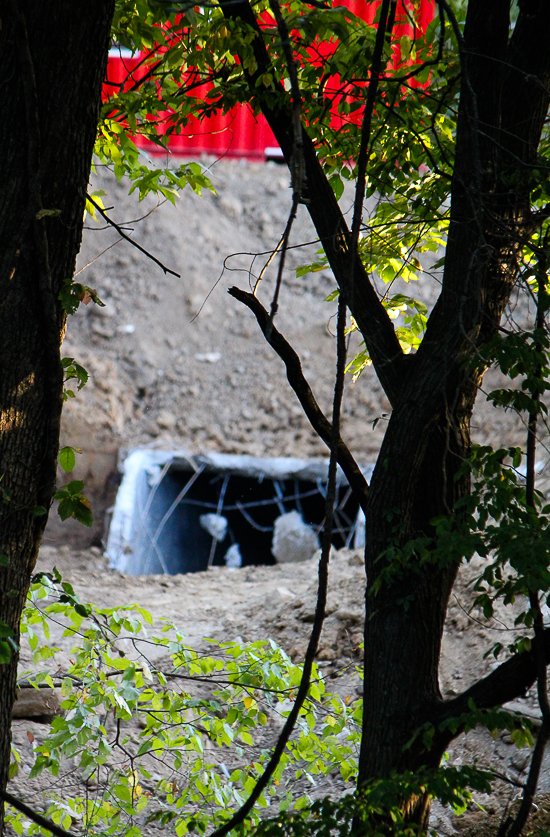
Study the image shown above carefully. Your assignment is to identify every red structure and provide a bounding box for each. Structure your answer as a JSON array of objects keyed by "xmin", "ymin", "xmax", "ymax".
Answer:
[
  {"xmin": 105, "ymin": 52, "xmax": 278, "ymax": 160},
  {"xmin": 104, "ymin": 0, "xmax": 434, "ymax": 160}
]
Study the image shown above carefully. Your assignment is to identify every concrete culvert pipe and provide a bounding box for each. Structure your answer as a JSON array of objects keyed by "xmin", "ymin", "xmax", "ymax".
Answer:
[{"xmin": 106, "ymin": 448, "xmax": 372, "ymax": 575}]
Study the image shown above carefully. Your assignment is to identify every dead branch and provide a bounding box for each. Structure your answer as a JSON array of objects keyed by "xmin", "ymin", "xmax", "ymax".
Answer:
[
  {"xmin": 86, "ymin": 194, "xmax": 180, "ymax": 278},
  {"xmin": 229, "ymin": 286, "xmax": 369, "ymax": 513},
  {"xmin": 209, "ymin": 292, "xmax": 349, "ymax": 837}
]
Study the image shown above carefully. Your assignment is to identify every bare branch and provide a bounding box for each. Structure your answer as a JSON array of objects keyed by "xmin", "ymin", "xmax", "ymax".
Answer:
[
  {"xmin": 0, "ymin": 789, "xmax": 75, "ymax": 837},
  {"xmin": 209, "ymin": 290, "xmax": 349, "ymax": 837},
  {"xmin": 86, "ymin": 194, "xmax": 180, "ymax": 278},
  {"xmin": 228, "ymin": 286, "xmax": 369, "ymax": 513}
]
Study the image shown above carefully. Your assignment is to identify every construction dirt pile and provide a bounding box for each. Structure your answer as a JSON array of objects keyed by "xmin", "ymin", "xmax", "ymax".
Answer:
[
  {"xmin": 11, "ymin": 157, "xmax": 550, "ymax": 835},
  {"xmin": 47, "ymin": 157, "xmax": 538, "ymax": 547}
]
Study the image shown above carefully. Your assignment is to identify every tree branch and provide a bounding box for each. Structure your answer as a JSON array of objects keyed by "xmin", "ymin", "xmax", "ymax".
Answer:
[
  {"xmin": 435, "ymin": 628, "xmax": 550, "ymax": 737},
  {"xmin": 208, "ymin": 290, "xmax": 348, "ymax": 837},
  {"xmin": 86, "ymin": 195, "xmax": 180, "ymax": 278},
  {"xmin": 0, "ymin": 789, "xmax": 74, "ymax": 837},
  {"xmin": 217, "ymin": 0, "xmax": 406, "ymax": 406},
  {"xmin": 228, "ymin": 286, "xmax": 369, "ymax": 513}
]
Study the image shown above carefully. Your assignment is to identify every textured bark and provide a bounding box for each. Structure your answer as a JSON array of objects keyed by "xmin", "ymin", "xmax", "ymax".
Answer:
[
  {"xmin": 0, "ymin": 2, "xmax": 114, "ymax": 831},
  {"xmin": 356, "ymin": 2, "xmax": 550, "ymax": 824}
]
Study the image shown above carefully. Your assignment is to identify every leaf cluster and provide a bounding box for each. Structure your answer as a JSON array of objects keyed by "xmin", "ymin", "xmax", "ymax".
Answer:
[{"xmin": 7, "ymin": 572, "xmax": 363, "ymax": 837}]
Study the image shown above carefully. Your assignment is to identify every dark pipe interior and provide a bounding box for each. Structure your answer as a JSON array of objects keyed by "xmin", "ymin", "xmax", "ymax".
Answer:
[{"xmin": 141, "ymin": 467, "xmax": 359, "ymax": 574}]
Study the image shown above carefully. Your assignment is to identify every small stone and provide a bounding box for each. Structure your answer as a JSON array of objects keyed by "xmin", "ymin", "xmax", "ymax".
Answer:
[
  {"xmin": 220, "ymin": 195, "xmax": 243, "ymax": 218},
  {"xmin": 224, "ymin": 543, "xmax": 242, "ymax": 568},
  {"xmin": 12, "ymin": 688, "xmax": 63, "ymax": 722},
  {"xmin": 195, "ymin": 351, "xmax": 221, "ymax": 363},
  {"xmin": 317, "ymin": 646, "xmax": 336, "ymax": 661},
  {"xmin": 336, "ymin": 610, "xmax": 363, "ymax": 625},
  {"xmin": 511, "ymin": 751, "xmax": 530, "ymax": 772},
  {"xmin": 200, "ymin": 514, "xmax": 228, "ymax": 542},
  {"xmin": 156, "ymin": 411, "xmax": 176, "ymax": 430}
]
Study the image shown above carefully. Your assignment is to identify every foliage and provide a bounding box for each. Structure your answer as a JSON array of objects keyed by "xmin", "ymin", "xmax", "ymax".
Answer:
[
  {"xmin": 251, "ymin": 766, "xmax": 494, "ymax": 837},
  {"xmin": 7, "ymin": 548, "xmax": 547, "ymax": 837},
  {"xmin": 6, "ymin": 574, "xmax": 362, "ymax": 837}
]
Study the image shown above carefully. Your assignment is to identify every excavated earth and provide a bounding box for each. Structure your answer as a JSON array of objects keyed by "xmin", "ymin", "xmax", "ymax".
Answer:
[{"xmin": 8, "ymin": 157, "xmax": 550, "ymax": 835}]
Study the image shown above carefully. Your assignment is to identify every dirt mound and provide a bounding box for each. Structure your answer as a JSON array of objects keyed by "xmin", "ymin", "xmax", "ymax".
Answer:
[
  {"xmin": 18, "ymin": 157, "xmax": 547, "ymax": 835},
  {"xmin": 46, "ymin": 157, "xmax": 532, "ymax": 549}
]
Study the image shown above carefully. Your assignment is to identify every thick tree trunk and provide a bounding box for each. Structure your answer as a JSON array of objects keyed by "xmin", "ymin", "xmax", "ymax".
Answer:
[
  {"xmin": 0, "ymin": 2, "xmax": 114, "ymax": 831},
  {"xmin": 173, "ymin": 0, "xmax": 550, "ymax": 828},
  {"xmin": 356, "ymin": 3, "xmax": 550, "ymax": 826}
]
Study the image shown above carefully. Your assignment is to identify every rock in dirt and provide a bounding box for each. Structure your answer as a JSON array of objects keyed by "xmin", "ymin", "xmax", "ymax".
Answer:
[
  {"xmin": 199, "ymin": 513, "xmax": 228, "ymax": 542},
  {"xmin": 12, "ymin": 687, "xmax": 63, "ymax": 722},
  {"xmin": 272, "ymin": 511, "xmax": 319, "ymax": 563},
  {"xmin": 224, "ymin": 543, "xmax": 243, "ymax": 568}
]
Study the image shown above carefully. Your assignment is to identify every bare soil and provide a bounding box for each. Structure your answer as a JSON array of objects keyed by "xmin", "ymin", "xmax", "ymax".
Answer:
[{"xmin": 9, "ymin": 157, "xmax": 550, "ymax": 834}]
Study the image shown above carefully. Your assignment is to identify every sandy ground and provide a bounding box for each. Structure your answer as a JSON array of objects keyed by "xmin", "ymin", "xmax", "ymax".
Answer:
[
  {"xmin": 8, "ymin": 542, "xmax": 550, "ymax": 836},
  {"xmin": 8, "ymin": 158, "xmax": 550, "ymax": 835}
]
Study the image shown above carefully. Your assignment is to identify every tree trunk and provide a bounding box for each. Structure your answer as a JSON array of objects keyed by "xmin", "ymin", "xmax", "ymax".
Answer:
[
  {"xmin": 0, "ymin": 2, "xmax": 114, "ymax": 830},
  {"xmin": 215, "ymin": 3, "xmax": 550, "ymax": 825},
  {"xmin": 356, "ymin": 2, "xmax": 550, "ymax": 826}
]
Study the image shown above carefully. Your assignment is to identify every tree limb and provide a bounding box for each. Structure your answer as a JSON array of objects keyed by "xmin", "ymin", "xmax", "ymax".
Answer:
[
  {"xmin": 0, "ymin": 789, "xmax": 74, "ymax": 837},
  {"xmin": 86, "ymin": 195, "xmax": 180, "ymax": 278},
  {"xmin": 228, "ymin": 286, "xmax": 369, "ymax": 513},
  {"xmin": 435, "ymin": 628, "xmax": 550, "ymax": 738},
  {"xmin": 209, "ymin": 288, "xmax": 348, "ymax": 837},
  {"xmin": 218, "ymin": 0, "xmax": 406, "ymax": 406}
]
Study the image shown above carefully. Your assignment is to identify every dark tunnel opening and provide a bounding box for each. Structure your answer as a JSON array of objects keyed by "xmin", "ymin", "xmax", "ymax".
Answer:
[
  {"xmin": 138, "ymin": 467, "xmax": 360, "ymax": 574},
  {"xmin": 107, "ymin": 452, "xmax": 369, "ymax": 576}
]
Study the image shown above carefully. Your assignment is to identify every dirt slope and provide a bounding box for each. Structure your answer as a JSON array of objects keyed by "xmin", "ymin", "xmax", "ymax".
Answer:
[
  {"xmin": 45, "ymin": 157, "xmax": 536, "ymax": 547},
  {"xmin": 12, "ymin": 157, "xmax": 548, "ymax": 834}
]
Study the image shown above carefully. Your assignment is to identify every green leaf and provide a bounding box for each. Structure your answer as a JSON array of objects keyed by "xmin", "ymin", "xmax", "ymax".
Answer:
[
  {"xmin": 30, "ymin": 506, "xmax": 47, "ymax": 517},
  {"xmin": 59, "ymin": 446, "xmax": 77, "ymax": 473}
]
